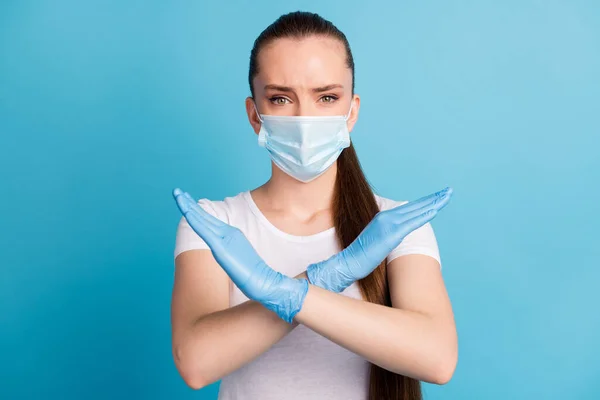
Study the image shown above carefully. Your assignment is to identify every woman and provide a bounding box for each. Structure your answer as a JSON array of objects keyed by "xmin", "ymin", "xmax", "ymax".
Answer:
[{"xmin": 171, "ymin": 11, "xmax": 457, "ymax": 400}]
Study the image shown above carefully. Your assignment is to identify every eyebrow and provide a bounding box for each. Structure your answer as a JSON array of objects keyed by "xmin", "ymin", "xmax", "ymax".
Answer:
[{"xmin": 264, "ymin": 84, "xmax": 344, "ymax": 93}]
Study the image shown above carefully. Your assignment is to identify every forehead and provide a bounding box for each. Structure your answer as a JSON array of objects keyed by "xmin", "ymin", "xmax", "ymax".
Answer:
[{"xmin": 255, "ymin": 36, "xmax": 351, "ymax": 89}]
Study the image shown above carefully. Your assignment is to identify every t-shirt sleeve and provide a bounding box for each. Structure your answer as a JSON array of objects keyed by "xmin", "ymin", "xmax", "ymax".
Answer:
[
  {"xmin": 173, "ymin": 199, "xmax": 223, "ymax": 259},
  {"xmin": 383, "ymin": 199, "xmax": 442, "ymax": 270}
]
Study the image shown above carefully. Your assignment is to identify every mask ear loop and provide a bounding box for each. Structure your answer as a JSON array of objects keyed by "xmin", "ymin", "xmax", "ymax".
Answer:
[
  {"xmin": 344, "ymin": 102, "xmax": 354, "ymax": 121},
  {"xmin": 253, "ymin": 101, "xmax": 267, "ymax": 147},
  {"xmin": 340, "ymin": 102, "xmax": 354, "ymax": 148},
  {"xmin": 253, "ymin": 101, "xmax": 265, "ymax": 123}
]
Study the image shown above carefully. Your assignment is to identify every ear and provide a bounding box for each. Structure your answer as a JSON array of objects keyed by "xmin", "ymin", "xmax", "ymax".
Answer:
[
  {"xmin": 347, "ymin": 94, "xmax": 360, "ymax": 133},
  {"xmin": 245, "ymin": 97, "xmax": 262, "ymax": 135}
]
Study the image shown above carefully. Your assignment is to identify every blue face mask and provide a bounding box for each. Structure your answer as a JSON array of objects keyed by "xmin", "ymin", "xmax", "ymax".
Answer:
[{"xmin": 253, "ymin": 103, "xmax": 353, "ymax": 183}]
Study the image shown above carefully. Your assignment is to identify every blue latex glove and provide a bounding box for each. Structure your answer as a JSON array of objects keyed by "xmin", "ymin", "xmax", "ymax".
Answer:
[
  {"xmin": 306, "ymin": 187, "xmax": 453, "ymax": 293},
  {"xmin": 172, "ymin": 188, "xmax": 308, "ymax": 323}
]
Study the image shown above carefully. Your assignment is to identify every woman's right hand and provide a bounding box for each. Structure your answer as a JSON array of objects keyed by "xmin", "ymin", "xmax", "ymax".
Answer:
[
  {"xmin": 306, "ymin": 187, "xmax": 453, "ymax": 293},
  {"xmin": 172, "ymin": 188, "xmax": 309, "ymax": 323}
]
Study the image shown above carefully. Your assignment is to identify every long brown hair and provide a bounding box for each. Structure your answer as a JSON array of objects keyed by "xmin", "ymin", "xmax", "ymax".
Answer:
[{"xmin": 248, "ymin": 11, "xmax": 422, "ymax": 400}]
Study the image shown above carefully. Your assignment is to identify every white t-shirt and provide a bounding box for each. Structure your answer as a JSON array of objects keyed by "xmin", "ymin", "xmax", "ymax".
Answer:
[{"xmin": 173, "ymin": 190, "xmax": 441, "ymax": 400}]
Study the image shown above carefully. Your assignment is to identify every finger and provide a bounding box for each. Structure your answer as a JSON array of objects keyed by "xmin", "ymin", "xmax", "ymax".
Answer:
[
  {"xmin": 173, "ymin": 188, "xmax": 225, "ymax": 232},
  {"xmin": 173, "ymin": 189, "xmax": 223, "ymax": 241},
  {"xmin": 393, "ymin": 190, "xmax": 451, "ymax": 224},
  {"xmin": 392, "ymin": 187, "xmax": 452, "ymax": 214},
  {"xmin": 181, "ymin": 191, "xmax": 226, "ymax": 230},
  {"xmin": 402, "ymin": 186, "xmax": 452, "ymax": 212},
  {"xmin": 394, "ymin": 208, "xmax": 438, "ymax": 239},
  {"xmin": 389, "ymin": 187, "xmax": 452, "ymax": 222},
  {"xmin": 183, "ymin": 207, "xmax": 222, "ymax": 248}
]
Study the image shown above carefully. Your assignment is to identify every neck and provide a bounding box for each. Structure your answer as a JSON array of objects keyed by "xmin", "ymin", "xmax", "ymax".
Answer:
[{"xmin": 259, "ymin": 162, "xmax": 337, "ymax": 216}]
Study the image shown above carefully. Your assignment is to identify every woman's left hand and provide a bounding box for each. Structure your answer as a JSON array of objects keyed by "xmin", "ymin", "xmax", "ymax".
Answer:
[
  {"xmin": 306, "ymin": 187, "xmax": 453, "ymax": 293},
  {"xmin": 172, "ymin": 188, "xmax": 308, "ymax": 323}
]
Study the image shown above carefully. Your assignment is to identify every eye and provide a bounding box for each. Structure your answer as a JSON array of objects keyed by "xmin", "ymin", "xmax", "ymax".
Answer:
[
  {"xmin": 320, "ymin": 95, "xmax": 339, "ymax": 103},
  {"xmin": 269, "ymin": 96, "xmax": 290, "ymax": 105}
]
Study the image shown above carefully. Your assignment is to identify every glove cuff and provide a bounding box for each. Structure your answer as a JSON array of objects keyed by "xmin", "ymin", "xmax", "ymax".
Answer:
[
  {"xmin": 306, "ymin": 253, "xmax": 351, "ymax": 293},
  {"xmin": 265, "ymin": 277, "xmax": 309, "ymax": 324}
]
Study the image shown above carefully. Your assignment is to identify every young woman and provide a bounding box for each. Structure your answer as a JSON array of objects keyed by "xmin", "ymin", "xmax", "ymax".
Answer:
[{"xmin": 171, "ymin": 11, "xmax": 457, "ymax": 400}]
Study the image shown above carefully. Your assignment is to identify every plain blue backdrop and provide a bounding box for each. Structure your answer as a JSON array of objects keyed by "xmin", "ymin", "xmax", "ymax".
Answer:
[{"xmin": 1, "ymin": 1, "xmax": 599, "ymax": 399}]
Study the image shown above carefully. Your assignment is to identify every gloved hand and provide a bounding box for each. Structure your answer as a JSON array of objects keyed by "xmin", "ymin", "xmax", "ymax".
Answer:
[
  {"xmin": 172, "ymin": 188, "xmax": 308, "ymax": 323},
  {"xmin": 306, "ymin": 187, "xmax": 453, "ymax": 293}
]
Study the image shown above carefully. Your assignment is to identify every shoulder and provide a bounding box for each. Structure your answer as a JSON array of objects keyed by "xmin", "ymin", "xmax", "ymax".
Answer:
[
  {"xmin": 192, "ymin": 190, "xmax": 249, "ymax": 224},
  {"xmin": 373, "ymin": 193, "xmax": 409, "ymax": 212}
]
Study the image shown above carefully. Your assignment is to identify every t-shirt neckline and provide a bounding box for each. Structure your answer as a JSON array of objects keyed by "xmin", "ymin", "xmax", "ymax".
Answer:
[{"xmin": 242, "ymin": 191, "xmax": 336, "ymax": 243}]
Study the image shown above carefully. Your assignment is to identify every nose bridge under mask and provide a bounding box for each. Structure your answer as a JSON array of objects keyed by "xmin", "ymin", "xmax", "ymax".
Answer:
[{"xmin": 265, "ymin": 117, "xmax": 346, "ymax": 146}]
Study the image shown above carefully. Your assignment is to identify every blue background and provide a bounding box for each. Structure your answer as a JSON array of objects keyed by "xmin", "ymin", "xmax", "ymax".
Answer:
[{"xmin": 1, "ymin": 1, "xmax": 599, "ymax": 399}]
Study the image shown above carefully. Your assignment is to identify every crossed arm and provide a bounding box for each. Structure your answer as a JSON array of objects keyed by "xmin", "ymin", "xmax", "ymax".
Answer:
[{"xmin": 171, "ymin": 250, "xmax": 457, "ymax": 390}]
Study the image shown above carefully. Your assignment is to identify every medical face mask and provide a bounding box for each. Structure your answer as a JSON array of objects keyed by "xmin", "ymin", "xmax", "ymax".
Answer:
[{"xmin": 254, "ymin": 103, "xmax": 353, "ymax": 183}]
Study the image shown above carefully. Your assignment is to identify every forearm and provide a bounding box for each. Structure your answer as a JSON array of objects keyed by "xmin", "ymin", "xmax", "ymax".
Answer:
[
  {"xmin": 294, "ymin": 284, "xmax": 457, "ymax": 384},
  {"xmin": 176, "ymin": 272, "xmax": 308, "ymax": 389}
]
